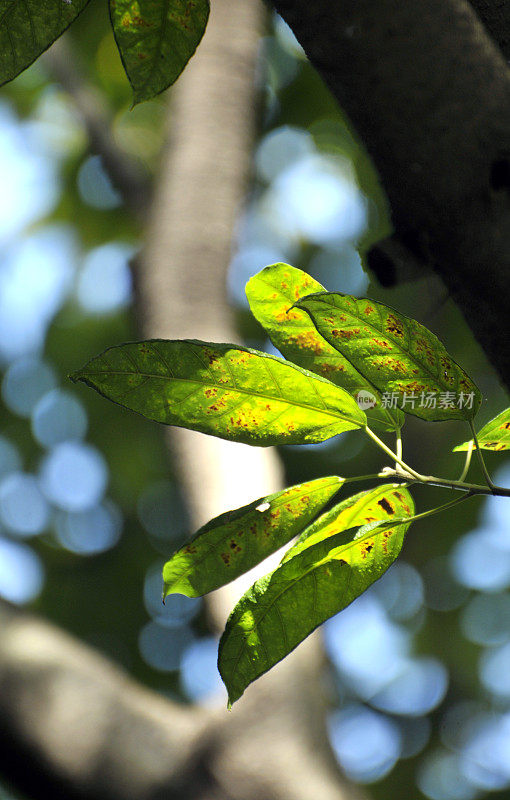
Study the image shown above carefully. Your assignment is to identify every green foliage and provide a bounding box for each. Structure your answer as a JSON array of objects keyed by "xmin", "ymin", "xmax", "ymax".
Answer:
[
  {"xmin": 75, "ymin": 262, "xmax": 510, "ymax": 704},
  {"xmin": 71, "ymin": 339, "xmax": 366, "ymax": 446},
  {"xmin": 163, "ymin": 476, "xmax": 343, "ymax": 598},
  {"xmin": 0, "ymin": 0, "xmax": 209, "ymax": 103},
  {"xmin": 454, "ymin": 407, "xmax": 510, "ymax": 452},
  {"xmin": 246, "ymin": 263, "xmax": 404, "ymax": 432},
  {"xmin": 218, "ymin": 486, "xmax": 414, "ymax": 706},
  {"xmin": 110, "ymin": 0, "xmax": 209, "ymax": 104},
  {"xmin": 0, "ymin": 0, "xmax": 91, "ymax": 87},
  {"xmin": 294, "ymin": 292, "xmax": 481, "ymax": 421},
  {"xmin": 281, "ymin": 484, "xmax": 414, "ymax": 562}
]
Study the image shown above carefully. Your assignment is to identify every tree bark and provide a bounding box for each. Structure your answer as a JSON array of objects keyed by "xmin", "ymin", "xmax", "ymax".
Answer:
[{"xmin": 272, "ymin": 0, "xmax": 510, "ymax": 390}]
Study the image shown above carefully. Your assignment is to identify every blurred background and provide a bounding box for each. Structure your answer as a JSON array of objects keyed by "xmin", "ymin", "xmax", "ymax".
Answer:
[{"xmin": 0, "ymin": 2, "xmax": 509, "ymax": 799}]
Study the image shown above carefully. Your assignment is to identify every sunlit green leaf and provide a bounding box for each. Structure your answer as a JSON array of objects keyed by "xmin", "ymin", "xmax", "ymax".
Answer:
[
  {"xmin": 0, "ymin": 0, "xmax": 90, "ymax": 87},
  {"xmin": 71, "ymin": 339, "xmax": 366, "ymax": 446},
  {"xmin": 110, "ymin": 0, "xmax": 209, "ymax": 104},
  {"xmin": 163, "ymin": 476, "xmax": 343, "ymax": 598},
  {"xmin": 282, "ymin": 483, "xmax": 414, "ymax": 562},
  {"xmin": 295, "ymin": 293, "xmax": 480, "ymax": 422},
  {"xmin": 246, "ymin": 264, "xmax": 404, "ymax": 432},
  {"xmin": 454, "ymin": 407, "xmax": 510, "ymax": 452},
  {"xmin": 218, "ymin": 498, "xmax": 414, "ymax": 706}
]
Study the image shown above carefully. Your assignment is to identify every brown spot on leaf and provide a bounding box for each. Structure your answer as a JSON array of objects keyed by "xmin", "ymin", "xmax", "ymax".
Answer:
[
  {"xmin": 378, "ymin": 498, "xmax": 395, "ymax": 515},
  {"xmin": 386, "ymin": 314, "xmax": 404, "ymax": 336},
  {"xmin": 289, "ymin": 331, "xmax": 325, "ymax": 355},
  {"xmin": 332, "ymin": 328, "xmax": 360, "ymax": 339},
  {"xmin": 360, "ymin": 541, "xmax": 374, "ymax": 558}
]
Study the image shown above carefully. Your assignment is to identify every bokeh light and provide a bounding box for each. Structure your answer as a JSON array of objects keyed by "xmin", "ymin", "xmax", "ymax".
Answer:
[
  {"xmin": 0, "ymin": 538, "xmax": 44, "ymax": 604},
  {"xmin": 40, "ymin": 441, "xmax": 108, "ymax": 511},
  {"xmin": 138, "ymin": 621, "xmax": 195, "ymax": 672},
  {"xmin": 77, "ymin": 242, "xmax": 133, "ymax": 314},
  {"xmin": 55, "ymin": 501, "xmax": 122, "ymax": 555},
  {"xmin": 32, "ymin": 389, "xmax": 88, "ymax": 447},
  {"xmin": 0, "ymin": 472, "xmax": 50, "ymax": 537},
  {"xmin": 0, "ymin": 228, "xmax": 74, "ymax": 362},
  {"xmin": 328, "ymin": 704, "xmax": 402, "ymax": 783},
  {"xmin": 2, "ymin": 358, "xmax": 56, "ymax": 417},
  {"xmin": 180, "ymin": 637, "xmax": 224, "ymax": 704},
  {"xmin": 77, "ymin": 154, "xmax": 122, "ymax": 209},
  {"xmin": 0, "ymin": 101, "xmax": 57, "ymax": 245}
]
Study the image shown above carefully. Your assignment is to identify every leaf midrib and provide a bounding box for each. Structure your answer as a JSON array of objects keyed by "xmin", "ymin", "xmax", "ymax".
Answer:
[
  {"xmin": 221, "ymin": 519, "xmax": 409, "ymax": 685},
  {"xmin": 301, "ymin": 295, "xmax": 468, "ymax": 396},
  {"xmin": 78, "ymin": 368, "xmax": 364, "ymax": 425}
]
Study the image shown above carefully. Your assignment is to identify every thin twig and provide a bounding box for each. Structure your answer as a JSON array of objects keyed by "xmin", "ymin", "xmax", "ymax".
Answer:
[
  {"xmin": 43, "ymin": 37, "xmax": 151, "ymax": 221},
  {"xmin": 469, "ymin": 419, "xmax": 495, "ymax": 490}
]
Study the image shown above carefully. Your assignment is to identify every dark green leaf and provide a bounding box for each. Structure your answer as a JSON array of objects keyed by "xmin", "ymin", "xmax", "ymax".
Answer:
[
  {"xmin": 163, "ymin": 476, "xmax": 343, "ymax": 598},
  {"xmin": 282, "ymin": 483, "xmax": 414, "ymax": 562},
  {"xmin": 246, "ymin": 264, "xmax": 404, "ymax": 432},
  {"xmin": 0, "ymin": 0, "xmax": 90, "ymax": 87},
  {"xmin": 454, "ymin": 407, "xmax": 510, "ymax": 452},
  {"xmin": 218, "ymin": 493, "xmax": 414, "ymax": 705},
  {"xmin": 110, "ymin": 0, "xmax": 209, "ymax": 104},
  {"xmin": 295, "ymin": 292, "xmax": 480, "ymax": 422},
  {"xmin": 71, "ymin": 339, "xmax": 366, "ymax": 446}
]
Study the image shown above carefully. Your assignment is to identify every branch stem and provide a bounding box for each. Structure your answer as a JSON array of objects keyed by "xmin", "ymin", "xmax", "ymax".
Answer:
[
  {"xmin": 458, "ymin": 440, "xmax": 474, "ymax": 482},
  {"xmin": 469, "ymin": 419, "xmax": 495, "ymax": 490},
  {"xmin": 364, "ymin": 426, "xmax": 425, "ymax": 480}
]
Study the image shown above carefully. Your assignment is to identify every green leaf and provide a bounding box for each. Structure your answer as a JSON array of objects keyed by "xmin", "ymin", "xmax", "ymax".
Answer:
[
  {"xmin": 163, "ymin": 476, "xmax": 343, "ymax": 598},
  {"xmin": 246, "ymin": 264, "xmax": 404, "ymax": 433},
  {"xmin": 0, "ymin": 0, "xmax": 91, "ymax": 87},
  {"xmin": 295, "ymin": 293, "xmax": 481, "ymax": 422},
  {"xmin": 110, "ymin": 0, "xmax": 209, "ymax": 104},
  {"xmin": 218, "ymin": 497, "xmax": 414, "ymax": 706},
  {"xmin": 454, "ymin": 407, "xmax": 510, "ymax": 452},
  {"xmin": 281, "ymin": 483, "xmax": 414, "ymax": 562},
  {"xmin": 71, "ymin": 339, "xmax": 366, "ymax": 446}
]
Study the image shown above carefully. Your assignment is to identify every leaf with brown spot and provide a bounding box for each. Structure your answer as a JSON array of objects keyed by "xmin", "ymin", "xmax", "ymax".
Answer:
[
  {"xmin": 71, "ymin": 339, "xmax": 366, "ymax": 447},
  {"xmin": 246, "ymin": 264, "xmax": 404, "ymax": 432},
  {"xmin": 295, "ymin": 292, "xmax": 481, "ymax": 422},
  {"xmin": 162, "ymin": 476, "xmax": 344, "ymax": 598},
  {"xmin": 110, "ymin": 0, "xmax": 209, "ymax": 104},
  {"xmin": 219, "ymin": 486, "xmax": 414, "ymax": 705},
  {"xmin": 454, "ymin": 407, "xmax": 510, "ymax": 452},
  {"xmin": 281, "ymin": 484, "xmax": 413, "ymax": 562}
]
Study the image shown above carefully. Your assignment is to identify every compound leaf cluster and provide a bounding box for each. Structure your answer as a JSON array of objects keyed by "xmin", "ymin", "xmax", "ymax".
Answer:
[{"xmin": 74, "ymin": 262, "xmax": 504, "ymax": 704}]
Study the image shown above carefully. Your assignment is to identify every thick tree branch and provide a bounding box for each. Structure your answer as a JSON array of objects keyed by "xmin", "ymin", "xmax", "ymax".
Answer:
[
  {"xmin": 272, "ymin": 0, "xmax": 510, "ymax": 389},
  {"xmin": 0, "ymin": 599, "xmax": 364, "ymax": 800}
]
